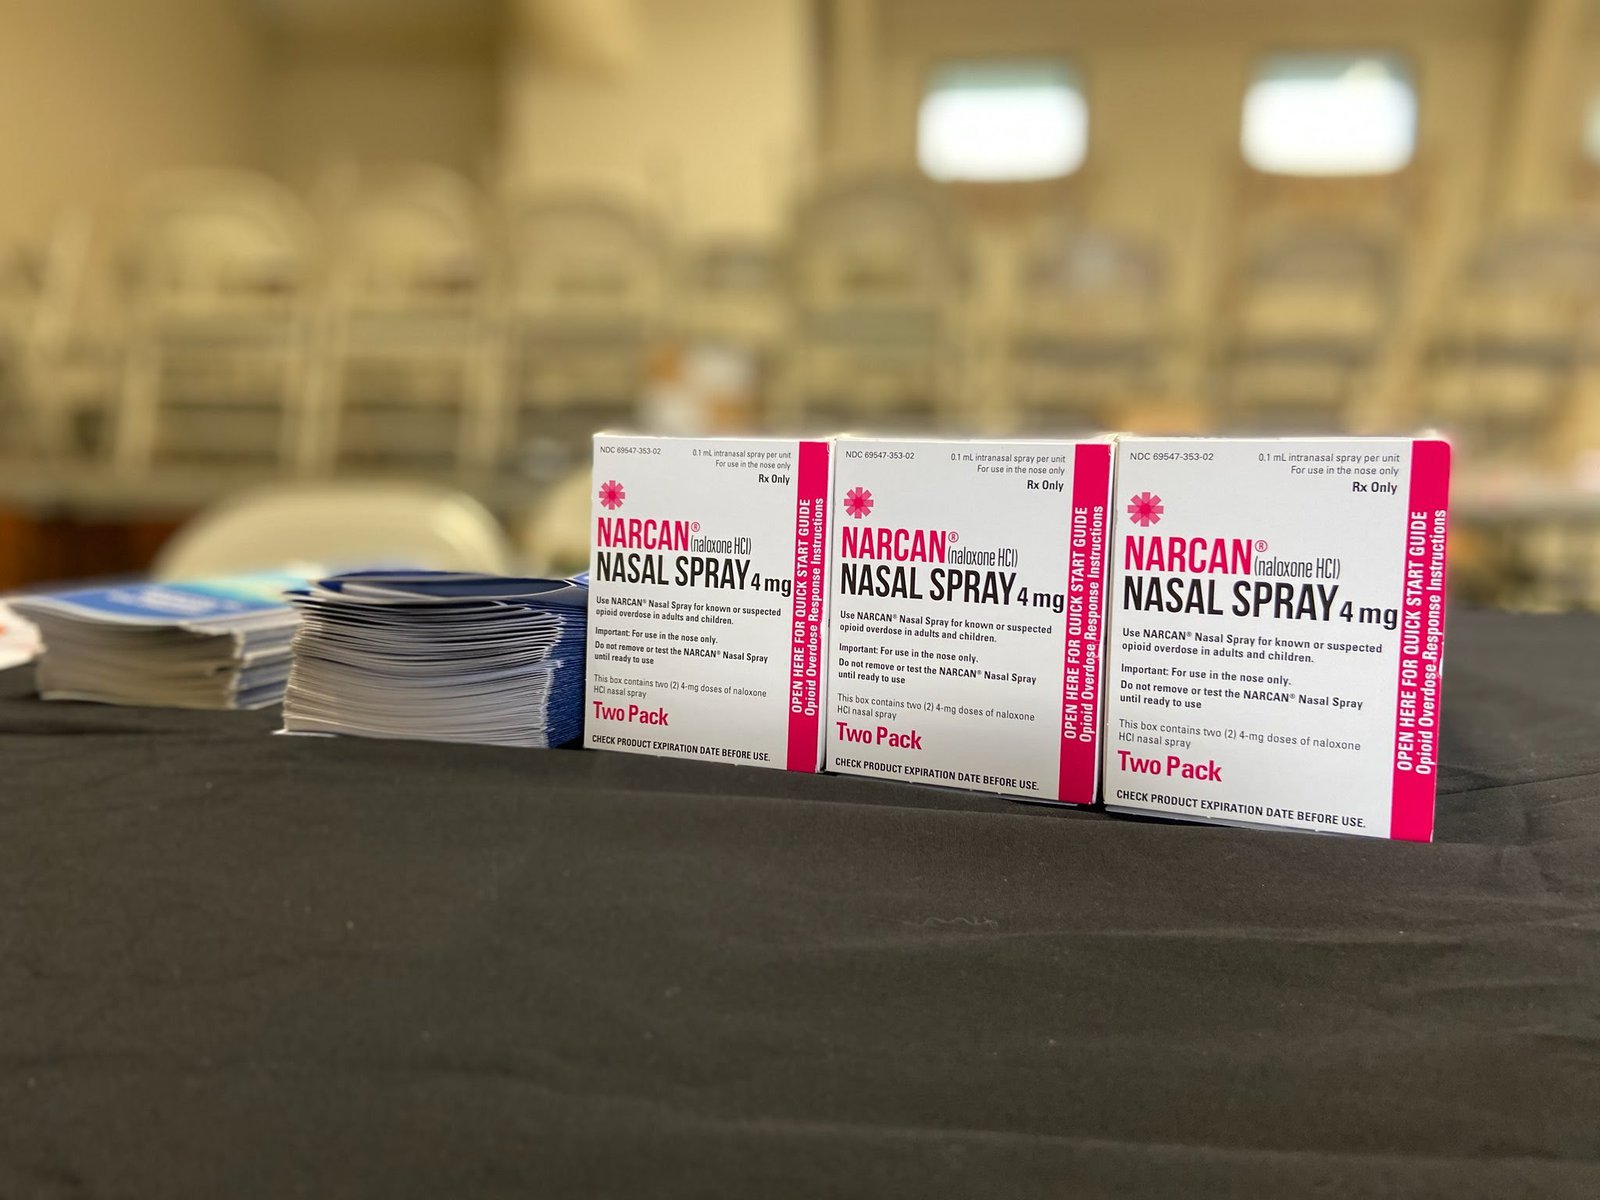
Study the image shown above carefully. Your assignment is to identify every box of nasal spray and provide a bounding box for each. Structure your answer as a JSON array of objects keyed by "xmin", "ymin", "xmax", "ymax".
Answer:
[
  {"xmin": 586, "ymin": 434, "xmax": 831, "ymax": 770},
  {"xmin": 823, "ymin": 438, "xmax": 1114, "ymax": 803},
  {"xmin": 1103, "ymin": 437, "xmax": 1450, "ymax": 840}
]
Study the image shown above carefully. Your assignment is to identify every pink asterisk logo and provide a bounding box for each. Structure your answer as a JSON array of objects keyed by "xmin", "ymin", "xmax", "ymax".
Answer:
[
  {"xmin": 1127, "ymin": 492, "xmax": 1163, "ymax": 527},
  {"xmin": 843, "ymin": 487, "xmax": 873, "ymax": 519},
  {"xmin": 598, "ymin": 480, "xmax": 626, "ymax": 510}
]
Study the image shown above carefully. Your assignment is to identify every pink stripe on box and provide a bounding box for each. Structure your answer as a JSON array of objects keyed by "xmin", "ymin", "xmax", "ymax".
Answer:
[
  {"xmin": 786, "ymin": 441, "xmax": 829, "ymax": 771},
  {"xmin": 1388, "ymin": 440, "xmax": 1451, "ymax": 841},
  {"xmin": 1057, "ymin": 443, "xmax": 1112, "ymax": 804}
]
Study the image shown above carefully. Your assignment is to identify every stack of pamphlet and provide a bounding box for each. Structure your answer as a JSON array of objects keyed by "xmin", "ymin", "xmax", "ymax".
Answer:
[
  {"xmin": 10, "ymin": 574, "xmax": 302, "ymax": 709},
  {"xmin": 0, "ymin": 601, "xmax": 42, "ymax": 670},
  {"xmin": 281, "ymin": 571, "xmax": 588, "ymax": 748}
]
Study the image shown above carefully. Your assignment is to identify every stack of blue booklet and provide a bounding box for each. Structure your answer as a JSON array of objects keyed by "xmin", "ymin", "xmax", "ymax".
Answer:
[
  {"xmin": 281, "ymin": 571, "xmax": 588, "ymax": 748},
  {"xmin": 10, "ymin": 574, "xmax": 302, "ymax": 709}
]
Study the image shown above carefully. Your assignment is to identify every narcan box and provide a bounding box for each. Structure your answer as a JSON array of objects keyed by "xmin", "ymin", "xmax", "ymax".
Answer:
[
  {"xmin": 1104, "ymin": 437, "xmax": 1450, "ymax": 840},
  {"xmin": 824, "ymin": 438, "xmax": 1113, "ymax": 804},
  {"xmin": 586, "ymin": 434, "xmax": 831, "ymax": 771}
]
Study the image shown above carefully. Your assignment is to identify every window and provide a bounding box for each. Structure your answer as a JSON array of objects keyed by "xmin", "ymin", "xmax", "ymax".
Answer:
[
  {"xmin": 1242, "ymin": 53, "xmax": 1417, "ymax": 176},
  {"xmin": 1583, "ymin": 93, "xmax": 1600, "ymax": 162},
  {"xmin": 918, "ymin": 60, "xmax": 1087, "ymax": 182}
]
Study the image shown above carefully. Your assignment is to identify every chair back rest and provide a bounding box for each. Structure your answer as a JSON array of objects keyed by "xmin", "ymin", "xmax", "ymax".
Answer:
[
  {"xmin": 1229, "ymin": 220, "xmax": 1399, "ymax": 343},
  {"xmin": 154, "ymin": 482, "xmax": 515, "ymax": 580},
  {"xmin": 122, "ymin": 170, "xmax": 316, "ymax": 316},
  {"xmin": 503, "ymin": 193, "xmax": 665, "ymax": 320},
  {"xmin": 326, "ymin": 164, "xmax": 487, "ymax": 307},
  {"xmin": 1014, "ymin": 223, "xmax": 1166, "ymax": 339},
  {"xmin": 791, "ymin": 174, "xmax": 967, "ymax": 315}
]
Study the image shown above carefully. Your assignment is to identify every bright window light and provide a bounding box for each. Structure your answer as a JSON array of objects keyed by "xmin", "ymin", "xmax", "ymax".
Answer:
[
  {"xmin": 1583, "ymin": 94, "xmax": 1600, "ymax": 162},
  {"xmin": 1242, "ymin": 53, "xmax": 1417, "ymax": 176},
  {"xmin": 918, "ymin": 61, "xmax": 1087, "ymax": 182}
]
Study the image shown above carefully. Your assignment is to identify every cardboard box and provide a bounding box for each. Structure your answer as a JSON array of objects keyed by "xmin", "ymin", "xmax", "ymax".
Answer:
[
  {"xmin": 824, "ymin": 437, "xmax": 1113, "ymax": 804},
  {"xmin": 586, "ymin": 434, "xmax": 831, "ymax": 770},
  {"xmin": 1103, "ymin": 437, "xmax": 1451, "ymax": 840}
]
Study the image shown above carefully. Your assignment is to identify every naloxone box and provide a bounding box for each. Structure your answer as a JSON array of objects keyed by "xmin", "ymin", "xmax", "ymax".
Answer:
[
  {"xmin": 824, "ymin": 438, "xmax": 1113, "ymax": 804},
  {"xmin": 1104, "ymin": 437, "xmax": 1450, "ymax": 840},
  {"xmin": 586, "ymin": 434, "xmax": 831, "ymax": 770}
]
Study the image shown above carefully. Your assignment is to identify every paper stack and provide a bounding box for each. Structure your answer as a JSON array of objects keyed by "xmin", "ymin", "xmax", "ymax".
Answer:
[
  {"xmin": 10, "ymin": 574, "xmax": 302, "ymax": 709},
  {"xmin": 281, "ymin": 571, "xmax": 588, "ymax": 748},
  {"xmin": 0, "ymin": 601, "xmax": 43, "ymax": 670}
]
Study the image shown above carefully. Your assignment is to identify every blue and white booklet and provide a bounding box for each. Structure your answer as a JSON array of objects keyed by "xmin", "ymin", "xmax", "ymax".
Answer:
[
  {"xmin": 10, "ymin": 574, "xmax": 302, "ymax": 709},
  {"xmin": 281, "ymin": 571, "xmax": 588, "ymax": 749}
]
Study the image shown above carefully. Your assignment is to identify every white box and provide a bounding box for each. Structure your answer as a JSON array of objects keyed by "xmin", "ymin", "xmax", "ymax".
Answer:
[
  {"xmin": 1104, "ymin": 436, "xmax": 1451, "ymax": 840},
  {"xmin": 586, "ymin": 434, "xmax": 831, "ymax": 771},
  {"xmin": 824, "ymin": 438, "xmax": 1114, "ymax": 804}
]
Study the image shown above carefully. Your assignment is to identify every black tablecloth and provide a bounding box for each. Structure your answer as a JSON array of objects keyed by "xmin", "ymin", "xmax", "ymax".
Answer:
[{"xmin": 1, "ymin": 609, "xmax": 1597, "ymax": 1197}]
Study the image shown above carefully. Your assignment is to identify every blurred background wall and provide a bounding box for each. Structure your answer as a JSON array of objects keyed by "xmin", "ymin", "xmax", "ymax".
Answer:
[
  {"xmin": 3, "ymin": 0, "xmax": 1600, "ymax": 607},
  {"xmin": 506, "ymin": 0, "xmax": 813, "ymax": 239},
  {"xmin": 266, "ymin": 0, "xmax": 501, "ymax": 183},
  {"xmin": 0, "ymin": 0, "xmax": 263, "ymax": 242}
]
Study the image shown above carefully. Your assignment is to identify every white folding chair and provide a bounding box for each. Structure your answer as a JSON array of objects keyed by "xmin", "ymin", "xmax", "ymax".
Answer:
[
  {"xmin": 500, "ymin": 192, "xmax": 667, "ymax": 472},
  {"xmin": 114, "ymin": 170, "xmax": 320, "ymax": 476},
  {"xmin": 316, "ymin": 163, "xmax": 498, "ymax": 475},
  {"xmin": 514, "ymin": 466, "xmax": 593, "ymax": 578},
  {"xmin": 1423, "ymin": 222, "xmax": 1600, "ymax": 463},
  {"xmin": 1214, "ymin": 219, "xmax": 1401, "ymax": 431},
  {"xmin": 782, "ymin": 173, "xmax": 970, "ymax": 430},
  {"xmin": 1002, "ymin": 221, "xmax": 1170, "ymax": 431},
  {"xmin": 153, "ymin": 481, "xmax": 515, "ymax": 580}
]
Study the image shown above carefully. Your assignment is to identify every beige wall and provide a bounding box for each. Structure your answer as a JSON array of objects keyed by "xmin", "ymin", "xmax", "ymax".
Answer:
[
  {"xmin": 2, "ymin": 0, "xmax": 1594, "ymax": 261},
  {"xmin": 504, "ymin": 0, "xmax": 815, "ymax": 239},
  {"xmin": 265, "ymin": 52, "xmax": 500, "ymax": 187},
  {"xmin": 0, "ymin": 0, "xmax": 264, "ymax": 240},
  {"xmin": 0, "ymin": 0, "xmax": 502, "ymax": 241},
  {"xmin": 860, "ymin": 0, "xmax": 1530, "ymax": 326}
]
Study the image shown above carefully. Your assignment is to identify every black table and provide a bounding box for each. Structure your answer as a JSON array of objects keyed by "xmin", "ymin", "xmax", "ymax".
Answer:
[{"xmin": 2, "ymin": 609, "xmax": 1597, "ymax": 1197}]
